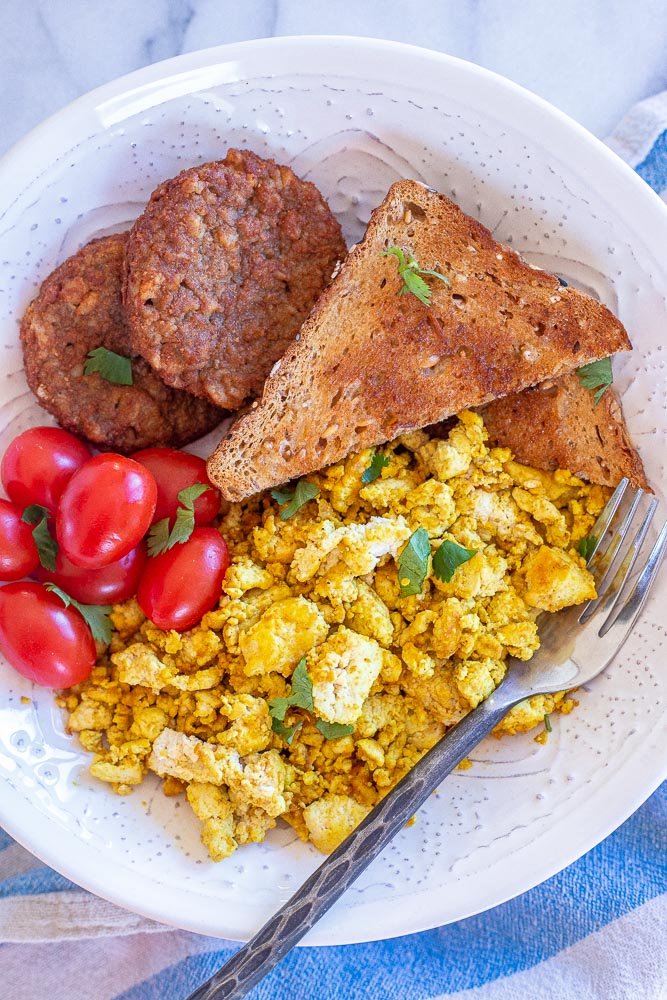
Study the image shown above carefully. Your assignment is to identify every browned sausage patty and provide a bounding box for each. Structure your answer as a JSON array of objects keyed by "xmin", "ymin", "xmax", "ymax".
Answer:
[
  {"xmin": 21, "ymin": 234, "xmax": 224, "ymax": 452},
  {"xmin": 122, "ymin": 148, "xmax": 346, "ymax": 409}
]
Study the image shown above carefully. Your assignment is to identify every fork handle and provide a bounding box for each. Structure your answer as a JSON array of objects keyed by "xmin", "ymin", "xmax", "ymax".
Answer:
[{"xmin": 186, "ymin": 690, "xmax": 515, "ymax": 1000}]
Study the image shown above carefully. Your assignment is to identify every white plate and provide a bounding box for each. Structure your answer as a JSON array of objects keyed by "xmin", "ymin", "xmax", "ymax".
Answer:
[{"xmin": 0, "ymin": 37, "xmax": 666, "ymax": 945}]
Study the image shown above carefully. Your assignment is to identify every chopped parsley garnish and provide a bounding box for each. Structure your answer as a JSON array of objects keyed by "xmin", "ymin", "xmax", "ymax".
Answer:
[
  {"xmin": 84, "ymin": 346, "xmax": 133, "ymax": 386},
  {"xmin": 147, "ymin": 484, "xmax": 210, "ymax": 556},
  {"xmin": 544, "ymin": 713, "xmax": 553, "ymax": 734},
  {"xmin": 269, "ymin": 658, "xmax": 314, "ymax": 725},
  {"xmin": 270, "ymin": 480, "xmax": 319, "ymax": 520},
  {"xmin": 269, "ymin": 658, "xmax": 355, "ymax": 743},
  {"xmin": 271, "ymin": 719, "xmax": 303, "ymax": 745},
  {"xmin": 21, "ymin": 503, "xmax": 58, "ymax": 571},
  {"xmin": 45, "ymin": 583, "xmax": 112, "ymax": 644},
  {"xmin": 361, "ymin": 452, "xmax": 391, "ymax": 484},
  {"xmin": 575, "ymin": 357, "xmax": 613, "ymax": 405},
  {"xmin": 577, "ymin": 535, "xmax": 597, "ymax": 561},
  {"xmin": 397, "ymin": 527, "xmax": 431, "ymax": 597},
  {"xmin": 315, "ymin": 720, "xmax": 355, "ymax": 740},
  {"xmin": 381, "ymin": 246, "xmax": 450, "ymax": 306},
  {"xmin": 432, "ymin": 539, "xmax": 476, "ymax": 583}
]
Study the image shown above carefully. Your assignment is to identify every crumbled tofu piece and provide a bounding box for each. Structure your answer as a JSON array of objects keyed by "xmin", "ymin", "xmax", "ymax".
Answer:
[
  {"xmin": 309, "ymin": 626, "xmax": 384, "ymax": 725},
  {"xmin": 337, "ymin": 516, "xmax": 412, "ymax": 576},
  {"xmin": 520, "ymin": 545, "xmax": 597, "ymax": 612},
  {"xmin": 405, "ymin": 479, "xmax": 456, "ymax": 535},
  {"xmin": 223, "ymin": 556, "xmax": 275, "ymax": 598},
  {"xmin": 67, "ymin": 700, "xmax": 113, "ymax": 732},
  {"xmin": 89, "ymin": 759, "xmax": 144, "ymax": 786},
  {"xmin": 344, "ymin": 580, "xmax": 394, "ymax": 645},
  {"xmin": 222, "ymin": 750, "xmax": 289, "ymax": 817},
  {"xmin": 113, "ymin": 643, "xmax": 176, "ymax": 691},
  {"xmin": 291, "ymin": 516, "xmax": 411, "ymax": 581},
  {"xmin": 148, "ymin": 729, "xmax": 225, "ymax": 784},
  {"xmin": 217, "ymin": 693, "xmax": 272, "ymax": 755},
  {"xmin": 186, "ymin": 783, "xmax": 237, "ymax": 862},
  {"xmin": 239, "ymin": 596, "xmax": 328, "ymax": 676},
  {"xmin": 303, "ymin": 793, "xmax": 371, "ymax": 853},
  {"xmin": 513, "ymin": 487, "xmax": 570, "ymax": 547},
  {"xmin": 435, "ymin": 549, "xmax": 508, "ymax": 600}
]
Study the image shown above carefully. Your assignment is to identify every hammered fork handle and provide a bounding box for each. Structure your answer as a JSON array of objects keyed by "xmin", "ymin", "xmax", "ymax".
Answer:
[{"xmin": 186, "ymin": 685, "xmax": 519, "ymax": 1000}]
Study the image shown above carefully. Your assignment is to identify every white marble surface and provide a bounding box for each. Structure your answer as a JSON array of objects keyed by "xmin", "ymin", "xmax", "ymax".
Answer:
[{"xmin": 2, "ymin": 0, "xmax": 667, "ymax": 156}]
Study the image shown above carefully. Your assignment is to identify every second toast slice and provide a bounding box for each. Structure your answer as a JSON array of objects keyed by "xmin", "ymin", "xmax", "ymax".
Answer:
[{"xmin": 479, "ymin": 374, "xmax": 649, "ymax": 490}]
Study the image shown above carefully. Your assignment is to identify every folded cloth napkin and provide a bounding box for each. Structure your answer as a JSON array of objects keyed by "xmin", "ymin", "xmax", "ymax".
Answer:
[{"xmin": 1, "ymin": 92, "xmax": 666, "ymax": 1000}]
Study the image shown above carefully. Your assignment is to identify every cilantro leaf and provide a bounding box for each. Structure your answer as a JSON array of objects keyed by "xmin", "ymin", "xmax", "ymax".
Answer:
[
  {"xmin": 271, "ymin": 718, "xmax": 303, "ymax": 745},
  {"xmin": 21, "ymin": 504, "xmax": 58, "ymax": 571},
  {"xmin": 289, "ymin": 658, "xmax": 315, "ymax": 711},
  {"xmin": 544, "ymin": 713, "xmax": 553, "ymax": 734},
  {"xmin": 269, "ymin": 661, "xmax": 358, "ymax": 744},
  {"xmin": 577, "ymin": 535, "xmax": 597, "ymax": 562},
  {"xmin": 147, "ymin": 518, "xmax": 170, "ymax": 557},
  {"xmin": 177, "ymin": 483, "xmax": 211, "ymax": 508},
  {"xmin": 432, "ymin": 539, "xmax": 476, "ymax": 583},
  {"xmin": 31, "ymin": 519, "xmax": 59, "ymax": 571},
  {"xmin": 84, "ymin": 346, "xmax": 133, "ymax": 386},
  {"xmin": 397, "ymin": 527, "xmax": 431, "ymax": 597},
  {"xmin": 270, "ymin": 480, "xmax": 319, "ymax": 520},
  {"xmin": 575, "ymin": 357, "xmax": 613, "ymax": 405},
  {"xmin": 147, "ymin": 483, "xmax": 210, "ymax": 556},
  {"xmin": 316, "ymin": 720, "xmax": 355, "ymax": 740},
  {"xmin": 400, "ymin": 268, "xmax": 432, "ymax": 306},
  {"xmin": 268, "ymin": 697, "xmax": 291, "ymax": 724},
  {"xmin": 167, "ymin": 485, "xmax": 210, "ymax": 545},
  {"xmin": 21, "ymin": 503, "xmax": 51, "ymax": 525},
  {"xmin": 268, "ymin": 658, "xmax": 314, "ymax": 729},
  {"xmin": 361, "ymin": 452, "xmax": 391, "ymax": 484},
  {"xmin": 45, "ymin": 583, "xmax": 112, "ymax": 644},
  {"xmin": 270, "ymin": 486, "xmax": 295, "ymax": 505},
  {"xmin": 382, "ymin": 245, "xmax": 450, "ymax": 307}
]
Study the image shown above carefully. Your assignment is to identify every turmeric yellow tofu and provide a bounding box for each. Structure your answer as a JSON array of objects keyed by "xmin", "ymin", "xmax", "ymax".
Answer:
[{"xmin": 61, "ymin": 411, "xmax": 607, "ymax": 860}]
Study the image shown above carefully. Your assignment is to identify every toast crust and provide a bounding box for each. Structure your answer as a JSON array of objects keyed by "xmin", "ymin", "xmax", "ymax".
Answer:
[{"xmin": 207, "ymin": 181, "xmax": 632, "ymax": 500}]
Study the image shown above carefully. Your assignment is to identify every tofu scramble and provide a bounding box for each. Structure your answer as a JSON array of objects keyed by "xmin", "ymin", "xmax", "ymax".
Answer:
[{"xmin": 59, "ymin": 411, "xmax": 609, "ymax": 860}]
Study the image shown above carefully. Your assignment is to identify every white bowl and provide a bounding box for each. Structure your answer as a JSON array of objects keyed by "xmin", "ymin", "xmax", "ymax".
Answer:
[{"xmin": 0, "ymin": 36, "xmax": 666, "ymax": 945}]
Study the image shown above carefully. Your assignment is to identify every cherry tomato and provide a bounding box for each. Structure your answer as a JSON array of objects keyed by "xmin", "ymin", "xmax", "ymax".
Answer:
[
  {"xmin": 137, "ymin": 527, "xmax": 229, "ymax": 632},
  {"xmin": 1, "ymin": 426, "xmax": 91, "ymax": 510},
  {"xmin": 131, "ymin": 447, "xmax": 221, "ymax": 526},
  {"xmin": 56, "ymin": 454, "xmax": 157, "ymax": 568},
  {"xmin": 0, "ymin": 582, "xmax": 95, "ymax": 686},
  {"xmin": 0, "ymin": 498, "xmax": 40, "ymax": 581},
  {"xmin": 34, "ymin": 541, "xmax": 147, "ymax": 605}
]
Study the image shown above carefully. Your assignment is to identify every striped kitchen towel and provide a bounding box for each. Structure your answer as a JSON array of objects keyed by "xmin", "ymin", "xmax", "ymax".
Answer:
[{"xmin": 1, "ymin": 91, "xmax": 666, "ymax": 1000}]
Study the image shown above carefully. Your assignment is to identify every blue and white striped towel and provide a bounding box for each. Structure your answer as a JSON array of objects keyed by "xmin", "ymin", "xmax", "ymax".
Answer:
[{"xmin": 1, "ymin": 92, "xmax": 666, "ymax": 1000}]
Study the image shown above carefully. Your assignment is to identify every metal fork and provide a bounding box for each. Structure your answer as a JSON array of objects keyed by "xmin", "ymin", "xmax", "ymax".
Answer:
[{"xmin": 187, "ymin": 479, "xmax": 667, "ymax": 1000}]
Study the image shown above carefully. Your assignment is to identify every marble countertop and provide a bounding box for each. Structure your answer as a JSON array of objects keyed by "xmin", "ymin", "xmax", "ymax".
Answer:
[{"xmin": 2, "ymin": 0, "xmax": 667, "ymax": 156}]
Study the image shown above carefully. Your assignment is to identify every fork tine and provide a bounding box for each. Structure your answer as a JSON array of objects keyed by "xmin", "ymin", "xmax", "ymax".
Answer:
[
  {"xmin": 585, "ymin": 477, "xmax": 629, "ymax": 564},
  {"xmin": 599, "ymin": 519, "xmax": 667, "ymax": 639},
  {"xmin": 580, "ymin": 493, "xmax": 655, "ymax": 623}
]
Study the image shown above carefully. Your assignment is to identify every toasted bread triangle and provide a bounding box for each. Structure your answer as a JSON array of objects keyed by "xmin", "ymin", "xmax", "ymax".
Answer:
[
  {"xmin": 207, "ymin": 180, "xmax": 632, "ymax": 500},
  {"xmin": 479, "ymin": 374, "xmax": 649, "ymax": 491}
]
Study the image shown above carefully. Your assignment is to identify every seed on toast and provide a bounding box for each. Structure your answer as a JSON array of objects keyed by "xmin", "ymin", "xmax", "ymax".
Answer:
[{"xmin": 207, "ymin": 180, "xmax": 632, "ymax": 501}]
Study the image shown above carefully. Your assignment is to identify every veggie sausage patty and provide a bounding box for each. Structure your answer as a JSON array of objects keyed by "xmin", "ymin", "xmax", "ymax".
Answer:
[
  {"xmin": 21, "ymin": 234, "xmax": 224, "ymax": 452},
  {"xmin": 122, "ymin": 148, "xmax": 347, "ymax": 409}
]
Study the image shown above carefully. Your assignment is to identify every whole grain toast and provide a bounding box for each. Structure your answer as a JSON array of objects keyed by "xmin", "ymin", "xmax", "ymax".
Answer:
[
  {"xmin": 207, "ymin": 180, "xmax": 632, "ymax": 501},
  {"xmin": 478, "ymin": 373, "xmax": 649, "ymax": 490}
]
